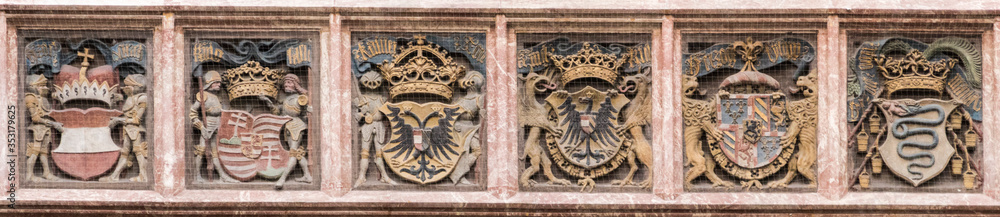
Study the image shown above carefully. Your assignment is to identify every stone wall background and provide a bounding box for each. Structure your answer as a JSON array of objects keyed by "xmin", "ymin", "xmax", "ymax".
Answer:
[{"xmin": 2, "ymin": 0, "xmax": 1000, "ymax": 215}]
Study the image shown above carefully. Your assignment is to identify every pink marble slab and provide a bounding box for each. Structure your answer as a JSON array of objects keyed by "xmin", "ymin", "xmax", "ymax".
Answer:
[
  {"xmin": 486, "ymin": 14, "xmax": 517, "ymax": 199},
  {"xmin": 0, "ymin": 12, "xmax": 14, "ymax": 204},
  {"xmin": 982, "ymin": 19, "xmax": 1000, "ymax": 199},
  {"xmin": 816, "ymin": 15, "xmax": 849, "ymax": 200},
  {"xmin": 653, "ymin": 15, "xmax": 680, "ymax": 200},
  {"xmin": 152, "ymin": 12, "xmax": 185, "ymax": 197}
]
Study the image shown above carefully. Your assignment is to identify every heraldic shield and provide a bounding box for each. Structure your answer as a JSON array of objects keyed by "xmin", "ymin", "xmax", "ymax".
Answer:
[
  {"xmin": 878, "ymin": 99, "xmax": 958, "ymax": 187},
  {"xmin": 216, "ymin": 110, "xmax": 294, "ymax": 181},
  {"xmin": 379, "ymin": 102, "xmax": 467, "ymax": 184},
  {"xmin": 545, "ymin": 86, "xmax": 629, "ymax": 170},
  {"xmin": 49, "ymin": 108, "xmax": 124, "ymax": 180},
  {"xmin": 717, "ymin": 94, "xmax": 787, "ymax": 169}
]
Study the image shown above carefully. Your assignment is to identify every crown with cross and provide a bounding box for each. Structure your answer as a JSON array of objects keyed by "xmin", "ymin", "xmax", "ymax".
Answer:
[{"xmin": 52, "ymin": 48, "xmax": 120, "ymax": 105}]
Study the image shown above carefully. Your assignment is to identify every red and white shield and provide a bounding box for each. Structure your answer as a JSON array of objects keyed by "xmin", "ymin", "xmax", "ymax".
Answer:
[
  {"xmin": 412, "ymin": 129, "xmax": 424, "ymax": 151},
  {"xmin": 216, "ymin": 110, "xmax": 293, "ymax": 181},
  {"xmin": 580, "ymin": 114, "xmax": 595, "ymax": 134},
  {"xmin": 49, "ymin": 108, "xmax": 123, "ymax": 180}
]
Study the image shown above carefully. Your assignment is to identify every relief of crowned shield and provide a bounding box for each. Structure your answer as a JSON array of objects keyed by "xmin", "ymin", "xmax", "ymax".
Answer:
[
  {"xmin": 379, "ymin": 102, "xmax": 466, "ymax": 184},
  {"xmin": 545, "ymin": 86, "xmax": 629, "ymax": 169},
  {"xmin": 878, "ymin": 99, "xmax": 958, "ymax": 187},
  {"xmin": 717, "ymin": 94, "xmax": 786, "ymax": 170}
]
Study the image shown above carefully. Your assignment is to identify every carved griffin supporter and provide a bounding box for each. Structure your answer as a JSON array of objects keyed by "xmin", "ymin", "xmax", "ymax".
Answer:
[
  {"xmin": 681, "ymin": 75, "xmax": 732, "ymax": 189},
  {"xmin": 769, "ymin": 71, "xmax": 818, "ymax": 188},
  {"xmin": 518, "ymin": 71, "xmax": 571, "ymax": 187},
  {"xmin": 612, "ymin": 71, "xmax": 654, "ymax": 189}
]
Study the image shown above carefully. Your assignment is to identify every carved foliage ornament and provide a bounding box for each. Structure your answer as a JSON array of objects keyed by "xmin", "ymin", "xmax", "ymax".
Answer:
[
  {"xmin": 351, "ymin": 34, "xmax": 487, "ymax": 186},
  {"xmin": 848, "ymin": 37, "xmax": 983, "ymax": 190},
  {"xmin": 22, "ymin": 38, "xmax": 150, "ymax": 184},
  {"xmin": 681, "ymin": 37, "xmax": 817, "ymax": 190},
  {"xmin": 517, "ymin": 37, "xmax": 653, "ymax": 192},
  {"xmin": 188, "ymin": 39, "xmax": 314, "ymax": 189}
]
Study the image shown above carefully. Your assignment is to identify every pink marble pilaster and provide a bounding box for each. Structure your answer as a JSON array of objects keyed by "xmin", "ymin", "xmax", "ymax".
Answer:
[
  {"xmin": 671, "ymin": 20, "xmax": 685, "ymax": 198},
  {"xmin": 653, "ymin": 15, "xmax": 679, "ymax": 200},
  {"xmin": 817, "ymin": 15, "xmax": 848, "ymax": 200},
  {"xmin": 153, "ymin": 12, "xmax": 183, "ymax": 197},
  {"xmin": 0, "ymin": 12, "xmax": 14, "ymax": 204},
  {"xmin": 487, "ymin": 14, "xmax": 516, "ymax": 199},
  {"xmin": 325, "ymin": 13, "xmax": 351, "ymax": 197},
  {"xmin": 983, "ymin": 18, "xmax": 1000, "ymax": 199}
]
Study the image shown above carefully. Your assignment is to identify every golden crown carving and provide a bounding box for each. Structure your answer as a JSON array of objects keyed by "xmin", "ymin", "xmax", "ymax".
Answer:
[
  {"xmin": 549, "ymin": 43, "xmax": 628, "ymax": 85},
  {"xmin": 874, "ymin": 49, "xmax": 956, "ymax": 96},
  {"xmin": 224, "ymin": 60, "xmax": 286, "ymax": 100},
  {"xmin": 378, "ymin": 35, "xmax": 465, "ymax": 99}
]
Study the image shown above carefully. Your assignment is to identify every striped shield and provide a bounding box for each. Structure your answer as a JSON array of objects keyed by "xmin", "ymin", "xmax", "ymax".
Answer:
[{"xmin": 216, "ymin": 110, "xmax": 293, "ymax": 181}]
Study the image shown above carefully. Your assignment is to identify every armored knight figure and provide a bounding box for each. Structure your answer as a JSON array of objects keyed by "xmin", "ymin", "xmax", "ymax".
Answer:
[
  {"xmin": 189, "ymin": 70, "xmax": 238, "ymax": 183},
  {"xmin": 353, "ymin": 71, "xmax": 394, "ymax": 187},
  {"xmin": 103, "ymin": 74, "xmax": 150, "ymax": 182},
  {"xmin": 24, "ymin": 74, "xmax": 63, "ymax": 181},
  {"xmin": 261, "ymin": 74, "xmax": 313, "ymax": 188},
  {"xmin": 449, "ymin": 71, "xmax": 485, "ymax": 185}
]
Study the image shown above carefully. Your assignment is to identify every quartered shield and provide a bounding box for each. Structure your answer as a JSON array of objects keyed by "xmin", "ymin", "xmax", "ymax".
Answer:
[
  {"xmin": 216, "ymin": 110, "xmax": 293, "ymax": 181},
  {"xmin": 716, "ymin": 94, "xmax": 787, "ymax": 170},
  {"xmin": 379, "ymin": 102, "xmax": 466, "ymax": 184},
  {"xmin": 878, "ymin": 99, "xmax": 958, "ymax": 187},
  {"xmin": 545, "ymin": 86, "xmax": 629, "ymax": 169}
]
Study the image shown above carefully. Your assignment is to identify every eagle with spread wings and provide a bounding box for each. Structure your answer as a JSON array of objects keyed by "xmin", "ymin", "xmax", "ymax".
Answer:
[
  {"xmin": 554, "ymin": 93, "xmax": 622, "ymax": 166},
  {"xmin": 382, "ymin": 105, "xmax": 464, "ymax": 181}
]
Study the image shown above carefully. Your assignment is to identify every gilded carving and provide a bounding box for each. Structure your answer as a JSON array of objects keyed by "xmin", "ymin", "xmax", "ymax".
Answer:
[
  {"xmin": 21, "ymin": 38, "xmax": 150, "ymax": 184},
  {"xmin": 848, "ymin": 37, "xmax": 983, "ymax": 191},
  {"xmin": 682, "ymin": 37, "xmax": 817, "ymax": 191},
  {"xmin": 187, "ymin": 39, "xmax": 315, "ymax": 189},
  {"xmin": 351, "ymin": 34, "xmax": 487, "ymax": 187},
  {"xmin": 517, "ymin": 38, "xmax": 652, "ymax": 192}
]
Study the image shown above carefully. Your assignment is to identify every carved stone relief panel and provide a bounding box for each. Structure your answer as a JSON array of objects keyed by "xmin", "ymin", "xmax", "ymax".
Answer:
[
  {"xmin": 18, "ymin": 30, "xmax": 154, "ymax": 189},
  {"xmin": 351, "ymin": 33, "xmax": 487, "ymax": 190},
  {"xmin": 681, "ymin": 35, "xmax": 818, "ymax": 192},
  {"xmin": 516, "ymin": 34, "xmax": 652, "ymax": 192},
  {"xmin": 185, "ymin": 33, "xmax": 318, "ymax": 190},
  {"xmin": 847, "ymin": 34, "xmax": 983, "ymax": 192}
]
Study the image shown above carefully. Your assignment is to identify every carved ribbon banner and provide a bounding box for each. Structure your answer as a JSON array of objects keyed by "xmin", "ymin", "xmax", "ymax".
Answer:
[
  {"xmin": 682, "ymin": 37, "xmax": 815, "ymax": 79},
  {"xmin": 25, "ymin": 39, "xmax": 62, "ymax": 76},
  {"xmin": 352, "ymin": 34, "xmax": 488, "ymax": 78},
  {"xmin": 516, "ymin": 37, "xmax": 650, "ymax": 75},
  {"xmin": 109, "ymin": 41, "xmax": 148, "ymax": 78},
  {"xmin": 847, "ymin": 37, "xmax": 983, "ymax": 122},
  {"xmin": 26, "ymin": 39, "xmax": 148, "ymax": 78},
  {"xmin": 191, "ymin": 39, "xmax": 311, "ymax": 77}
]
